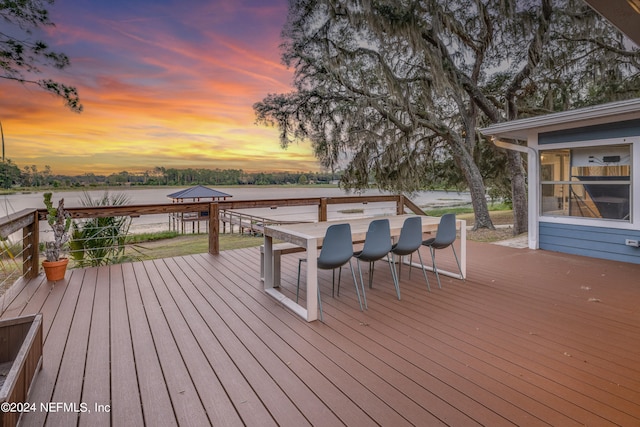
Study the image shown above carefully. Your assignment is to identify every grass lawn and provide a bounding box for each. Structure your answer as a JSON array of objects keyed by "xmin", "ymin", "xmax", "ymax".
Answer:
[{"xmin": 126, "ymin": 233, "xmax": 263, "ymax": 260}]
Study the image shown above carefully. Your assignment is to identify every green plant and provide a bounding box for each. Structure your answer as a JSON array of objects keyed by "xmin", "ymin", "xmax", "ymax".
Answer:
[
  {"xmin": 69, "ymin": 192, "xmax": 132, "ymax": 267},
  {"xmin": 43, "ymin": 192, "xmax": 72, "ymax": 262}
]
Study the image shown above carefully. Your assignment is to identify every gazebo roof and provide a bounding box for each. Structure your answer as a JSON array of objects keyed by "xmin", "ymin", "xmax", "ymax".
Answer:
[{"xmin": 167, "ymin": 185, "xmax": 232, "ymax": 200}]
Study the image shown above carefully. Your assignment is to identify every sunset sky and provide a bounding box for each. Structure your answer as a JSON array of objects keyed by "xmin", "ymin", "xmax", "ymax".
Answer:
[{"xmin": 2, "ymin": 0, "xmax": 318, "ymax": 176}]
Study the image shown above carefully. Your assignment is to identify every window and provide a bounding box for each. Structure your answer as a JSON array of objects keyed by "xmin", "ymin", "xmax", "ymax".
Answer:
[{"xmin": 540, "ymin": 145, "xmax": 631, "ymax": 220}]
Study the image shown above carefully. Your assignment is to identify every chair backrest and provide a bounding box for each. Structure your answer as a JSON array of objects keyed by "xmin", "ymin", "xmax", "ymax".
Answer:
[
  {"xmin": 433, "ymin": 213, "xmax": 457, "ymax": 247},
  {"xmin": 394, "ymin": 216, "xmax": 423, "ymax": 253},
  {"xmin": 317, "ymin": 223, "xmax": 353, "ymax": 268},
  {"xmin": 360, "ymin": 219, "xmax": 392, "ymax": 259}
]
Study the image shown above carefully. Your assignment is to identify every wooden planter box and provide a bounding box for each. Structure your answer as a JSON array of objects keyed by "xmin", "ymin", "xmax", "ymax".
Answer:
[{"xmin": 0, "ymin": 314, "xmax": 43, "ymax": 427}]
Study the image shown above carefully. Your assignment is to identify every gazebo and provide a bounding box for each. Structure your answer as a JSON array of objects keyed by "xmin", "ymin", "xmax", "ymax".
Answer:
[{"xmin": 167, "ymin": 185, "xmax": 232, "ymax": 233}]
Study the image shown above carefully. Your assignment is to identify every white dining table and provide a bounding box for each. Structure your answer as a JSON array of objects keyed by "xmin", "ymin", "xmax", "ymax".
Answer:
[{"xmin": 263, "ymin": 214, "xmax": 467, "ymax": 321}]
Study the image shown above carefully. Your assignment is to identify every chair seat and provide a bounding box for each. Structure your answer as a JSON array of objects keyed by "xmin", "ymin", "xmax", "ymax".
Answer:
[
  {"xmin": 391, "ymin": 242, "xmax": 415, "ymax": 256},
  {"xmin": 354, "ymin": 249, "xmax": 388, "ymax": 262},
  {"xmin": 318, "ymin": 259, "xmax": 339, "ymax": 270},
  {"xmin": 422, "ymin": 237, "xmax": 449, "ymax": 249}
]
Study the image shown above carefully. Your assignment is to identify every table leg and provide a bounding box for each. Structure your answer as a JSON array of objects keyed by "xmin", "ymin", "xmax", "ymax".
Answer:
[
  {"xmin": 305, "ymin": 242, "xmax": 318, "ymax": 322},
  {"xmin": 264, "ymin": 235, "xmax": 274, "ymax": 289},
  {"xmin": 459, "ymin": 220, "xmax": 467, "ymax": 279}
]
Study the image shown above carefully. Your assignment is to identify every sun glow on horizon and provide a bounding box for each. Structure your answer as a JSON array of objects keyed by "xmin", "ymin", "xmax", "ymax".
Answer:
[{"xmin": 1, "ymin": 0, "xmax": 319, "ymax": 176}]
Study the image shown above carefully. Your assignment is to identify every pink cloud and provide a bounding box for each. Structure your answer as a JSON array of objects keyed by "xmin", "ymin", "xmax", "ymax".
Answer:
[{"xmin": 0, "ymin": 0, "xmax": 313, "ymax": 176}]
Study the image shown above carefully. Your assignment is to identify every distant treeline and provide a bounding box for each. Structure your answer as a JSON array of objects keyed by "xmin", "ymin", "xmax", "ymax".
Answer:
[{"xmin": 0, "ymin": 162, "xmax": 340, "ymax": 189}]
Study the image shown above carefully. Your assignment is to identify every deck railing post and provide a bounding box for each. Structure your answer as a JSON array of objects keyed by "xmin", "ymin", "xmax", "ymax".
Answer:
[
  {"xmin": 319, "ymin": 198, "xmax": 328, "ymax": 222},
  {"xmin": 24, "ymin": 211, "xmax": 39, "ymax": 279},
  {"xmin": 396, "ymin": 194, "xmax": 404, "ymax": 215},
  {"xmin": 209, "ymin": 202, "xmax": 219, "ymax": 255}
]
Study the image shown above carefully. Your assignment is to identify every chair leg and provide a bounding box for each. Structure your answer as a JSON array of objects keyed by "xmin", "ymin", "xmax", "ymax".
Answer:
[
  {"xmin": 331, "ymin": 269, "xmax": 336, "ymax": 298},
  {"xmin": 387, "ymin": 253, "xmax": 400, "ymax": 300},
  {"xmin": 451, "ymin": 246, "xmax": 464, "ymax": 280},
  {"xmin": 356, "ymin": 260, "xmax": 366, "ymax": 299},
  {"xmin": 349, "ymin": 259, "xmax": 366, "ymax": 310},
  {"xmin": 368, "ymin": 262, "xmax": 374, "ymax": 289},
  {"xmin": 430, "ymin": 247, "xmax": 442, "ymax": 289},
  {"xmin": 416, "ymin": 249, "xmax": 431, "ymax": 292}
]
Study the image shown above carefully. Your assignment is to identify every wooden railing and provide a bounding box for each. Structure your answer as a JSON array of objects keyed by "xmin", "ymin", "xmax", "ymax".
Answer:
[{"xmin": 0, "ymin": 194, "xmax": 425, "ymax": 280}]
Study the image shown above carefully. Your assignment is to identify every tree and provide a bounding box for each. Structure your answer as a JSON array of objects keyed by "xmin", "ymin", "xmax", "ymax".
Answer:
[
  {"xmin": 0, "ymin": 0, "xmax": 82, "ymax": 112},
  {"xmin": 0, "ymin": 159, "xmax": 21, "ymax": 188},
  {"xmin": 253, "ymin": 0, "xmax": 512, "ymax": 229},
  {"xmin": 255, "ymin": 0, "xmax": 640, "ymax": 232}
]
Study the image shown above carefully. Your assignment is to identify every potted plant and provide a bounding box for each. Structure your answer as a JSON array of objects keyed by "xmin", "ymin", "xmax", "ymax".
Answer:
[{"xmin": 42, "ymin": 192, "xmax": 72, "ymax": 281}]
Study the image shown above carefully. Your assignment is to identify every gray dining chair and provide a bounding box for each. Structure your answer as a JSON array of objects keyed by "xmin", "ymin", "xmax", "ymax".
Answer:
[
  {"xmin": 353, "ymin": 218, "xmax": 398, "ymax": 302},
  {"xmin": 297, "ymin": 223, "xmax": 363, "ymax": 320},
  {"xmin": 421, "ymin": 213, "xmax": 464, "ymax": 288},
  {"xmin": 391, "ymin": 216, "xmax": 431, "ymax": 292}
]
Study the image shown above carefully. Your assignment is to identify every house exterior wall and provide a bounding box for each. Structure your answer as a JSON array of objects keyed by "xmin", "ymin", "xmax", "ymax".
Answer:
[
  {"xmin": 530, "ymin": 120, "xmax": 640, "ymax": 264},
  {"xmin": 539, "ymin": 222, "xmax": 640, "ymax": 264}
]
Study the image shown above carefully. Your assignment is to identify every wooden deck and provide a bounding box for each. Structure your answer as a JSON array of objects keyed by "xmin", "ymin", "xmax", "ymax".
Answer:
[{"xmin": 1, "ymin": 241, "xmax": 639, "ymax": 426}]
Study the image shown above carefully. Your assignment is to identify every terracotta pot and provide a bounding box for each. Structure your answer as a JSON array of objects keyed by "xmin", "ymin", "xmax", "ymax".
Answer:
[{"xmin": 42, "ymin": 258, "xmax": 69, "ymax": 282}]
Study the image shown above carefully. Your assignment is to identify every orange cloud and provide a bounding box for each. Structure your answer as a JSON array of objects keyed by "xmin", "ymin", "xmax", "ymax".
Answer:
[{"xmin": 1, "ymin": 0, "xmax": 318, "ymax": 176}]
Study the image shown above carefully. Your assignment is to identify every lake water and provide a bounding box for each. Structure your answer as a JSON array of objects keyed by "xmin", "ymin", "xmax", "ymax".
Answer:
[{"xmin": 1, "ymin": 186, "xmax": 471, "ymax": 238}]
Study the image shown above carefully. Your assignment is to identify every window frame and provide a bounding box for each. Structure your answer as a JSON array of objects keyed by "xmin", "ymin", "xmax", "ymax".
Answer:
[{"xmin": 539, "ymin": 143, "xmax": 632, "ymax": 222}]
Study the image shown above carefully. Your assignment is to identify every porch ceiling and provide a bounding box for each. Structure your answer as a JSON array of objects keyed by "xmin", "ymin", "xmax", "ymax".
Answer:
[
  {"xmin": 480, "ymin": 98, "xmax": 640, "ymax": 140},
  {"xmin": 584, "ymin": 0, "xmax": 640, "ymax": 47}
]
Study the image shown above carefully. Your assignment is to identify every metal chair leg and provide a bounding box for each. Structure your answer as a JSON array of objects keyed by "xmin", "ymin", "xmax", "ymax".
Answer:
[
  {"xmin": 387, "ymin": 253, "xmax": 400, "ymax": 300},
  {"xmin": 331, "ymin": 269, "xmax": 336, "ymax": 298},
  {"xmin": 349, "ymin": 260, "xmax": 368, "ymax": 309},
  {"xmin": 416, "ymin": 250, "xmax": 431, "ymax": 292},
  {"xmin": 430, "ymin": 247, "xmax": 442, "ymax": 289},
  {"xmin": 348, "ymin": 259, "xmax": 365, "ymax": 310}
]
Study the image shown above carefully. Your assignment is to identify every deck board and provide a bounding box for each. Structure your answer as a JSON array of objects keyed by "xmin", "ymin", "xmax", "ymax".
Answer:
[
  {"xmin": 108, "ymin": 264, "xmax": 145, "ymax": 427},
  {"xmin": 161, "ymin": 256, "xmax": 276, "ymax": 427},
  {"xmin": 19, "ymin": 269, "xmax": 85, "ymax": 426},
  {"xmin": 179, "ymin": 255, "xmax": 322, "ymax": 426},
  {"xmin": 173, "ymin": 254, "xmax": 380, "ymax": 426},
  {"xmin": 121, "ymin": 262, "xmax": 176, "ymax": 427},
  {"xmin": 193, "ymin": 253, "xmax": 418, "ymax": 426},
  {"xmin": 149, "ymin": 258, "xmax": 245, "ymax": 426},
  {"xmin": 49, "ymin": 268, "xmax": 96, "ymax": 427},
  {"xmin": 79, "ymin": 265, "xmax": 110, "ymax": 427},
  {"xmin": 198, "ymin": 252, "xmax": 456, "ymax": 426},
  {"xmin": 133, "ymin": 261, "xmax": 212, "ymax": 426},
  {"xmin": 2, "ymin": 241, "xmax": 640, "ymax": 426}
]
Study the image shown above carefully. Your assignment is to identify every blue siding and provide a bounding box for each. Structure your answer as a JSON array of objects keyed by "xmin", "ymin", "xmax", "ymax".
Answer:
[
  {"xmin": 539, "ymin": 222, "xmax": 640, "ymax": 264},
  {"xmin": 539, "ymin": 118, "xmax": 640, "ymax": 144}
]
